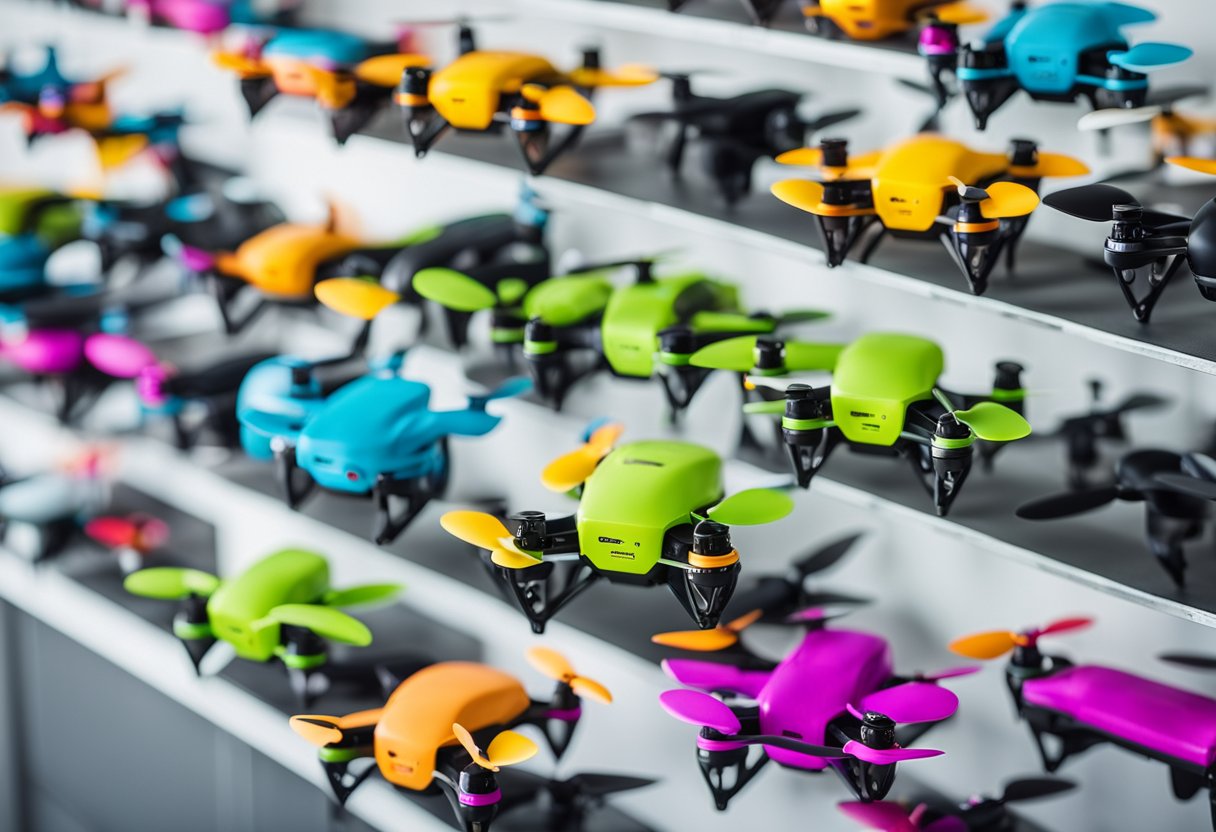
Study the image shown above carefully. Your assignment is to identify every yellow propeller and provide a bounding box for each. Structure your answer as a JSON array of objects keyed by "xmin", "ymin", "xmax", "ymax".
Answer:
[
  {"xmin": 771, "ymin": 179, "xmax": 830, "ymax": 214},
  {"xmin": 651, "ymin": 608, "xmax": 763, "ymax": 652},
  {"xmin": 521, "ymin": 84, "xmax": 596, "ymax": 126},
  {"xmin": 289, "ymin": 715, "xmax": 344, "ymax": 746},
  {"xmin": 315, "ymin": 276, "xmax": 400, "ymax": 320},
  {"xmin": 211, "ymin": 51, "xmax": 269, "ymax": 78},
  {"xmin": 978, "ymin": 180, "xmax": 1040, "ymax": 219},
  {"xmin": 440, "ymin": 511, "xmax": 541, "ymax": 570},
  {"xmin": 1168, "ymin": 156, "xmax": 1216, "ymax": 176},
  {"xmin": 1008, "ymin": 151, "xmax": 1090, "ymax": 179},
  {"xmin": 96, "ymin": 134, "xmax": 148, "ymax": 170},
  {"xmin": 526, "ymin": 646, "xmax": 613, "ymax": 704},
  {"xmin": 353, "ymin": 53, "xmax": 430, "ymax": 87},
  {"xmin": 540, "ymin": 422, "xmax": 624, "ymax": 492},
  {"xmin": 307, "ymin": 66, "xmax": 357, "ymax": 110},
  {"xmin": 924, "ymin": 1, "xmax": 988, "ymax": 25},
  {"xmin": 452, "ymin": 723, "xmax": 539, "ymax": 771},
  {"xmin": 568, "ymin": 63, "xmax": 659, "ymax": 88},
  {"xmin": 774, "ymin": 147, "xmax": 881, "ymax": 180}
]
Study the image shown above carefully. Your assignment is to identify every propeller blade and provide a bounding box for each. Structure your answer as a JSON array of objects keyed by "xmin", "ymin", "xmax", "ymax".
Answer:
[
  {"xmin": 562, "ymin": 773, "xmax": 656, "ymax": 797},
  {"xmin": 490, "ymin": 548, "xmax": 542, "ymax": 569},
  {"xmin": 775, "ymin": 147, "xmax": 825, "ymax": 166},
  {"xmin": 453, "ymin": 723, "xmax": 495, "ymax": 770},
  {"xmin": 533, "ymin": 85, "xmax": 596, "ymax": 125},
  {"xmin": 526, "ymin": 646, "xmax": 612, "ymax": 703},
  {"xmin": 1079, "ymin": 106, "xmax": 1161, "ymax": 131},
  {"xmin": 568, "ymin": 64, "xmax": 658, "ymax": 87},
  {"xmin": 1015, "ymin": 487, "xmax": 1119, "ymax": 519},
  {"xmin": 439, "ymin": 511, "xmax": 539, "ymax": 568},
  {"xmin": 790, "ymin": 533, "xmax": 863, "ymax": 578},
  {"xmin": 1013, "ymin": 151, "xmax": 1090, "ymax": 178},
  {"xmin": 688, "ymin": 310, "xmax": 773, "ymax": 333},
  {"xmin": 1167, "ymin": 156, "xmax": 1216, "ymax": 176},
  {"xmin": 212, "ymin": 51, "xmax": 268, "ymax": 76},
  {"xmin": 1108, "ymin": 43, "xmax": 1193, "ymax": 73},
  {"xmin": 290, "ymin": 715, "xmax": 343, "ymax": 747},
  {"xmin": 707, "ymin": 488, "xmax": 794, "ymax": 526},
  {"xmin": 322, "ymin": 584, "xmax": 402, "ymax": 607},
  {"xmin": 571, "ymin": 676, "xmax": 613, "ymax": 704},
  {"xmin": 658, "ymin": 689, "xmax": 740, "ymax": 735},
  {"xmin": 949, "ymin": 630, "xmax": 1019, "ymax": 660},
  {"xmin": 540, "ymin": 423, "xmax": 624, "ymax": 492},
  {"xmin": 978, "ymin": 181, "xmax": 1040, "ymax": 219},
  {"xmin": 353, "ymin": 53, "xmax": 429, "ymax": 87},
  {"xmin": 855, "ymin": 682, "xmax": 958, "ymax": 724},
  {"xmin": 742, "ymin": 400, "xmax": 788, "ymax": 416},
  {"xmin": 85, "ymin": 516, "xmax": 168, "ymax": 553},
  {"xmin": 1159, "ymin": 652, "xmax": 1216, "ymax": 670},
  {"xmin": 652, "ymin": 608, "xmax": 761, "ymax": 652},
  {"xmin": 124, "ymin": 567, "xmax": 219, "ymax": 600},
  {"xmin": 690, "ymin": 336, "xmax": 759, "ymax": 372},
  {"xmin": 1156, "ymin": 473, "xmax": 1216, "ymax": 501},
  {"xmin": 838, "ymin": 801, "xmax": 918, "ymax": 832},
  {"xmin": 785, "ymin": 341, "xmax": 845, "ymax": 371},
  {"xmin": 1182, "ymin": 452, "xmax": 1216, "ymax": 482},
  {"xmin": 742, "ymin": 734, "xmax": 849, "ymax": 757},
  {"xmin": 470, "ymin": 376, "xmax": 533, "ymax": 406},
  {"xmin": 1000, "ymin": 777, "xmax": 1076, "ymax": 803},
  {"xmin": 84, "ymin": 333, "xmax": 157, "ymax": 378},
  {"xmin": 1043, "ymin": 184, "xmax": 1137, "ymax": 222},
  {"xmin": 771, "ymin": 179, "xmax": 828, "ymax": 213},
  {"xmin": 842, "ymin": 740, "xmax": 943, "ymax": 765},
  {"xmin": 314, "ymin": 277, "xmax": 399, "ymax": 320},
  {"xmin": 952, "ymin": 401, "xmax": 1031, "ymax": 441},
  {"xmin": 804, "ymin": 108, "xmax": 863, "ymax": 134},
  {"xmin": 915, "ymin": 665, "xmax": 981, "ymax": 682},
  {"xmin": 261, "ymin": 604, "xmax": 372, "ymax": 646},
  {"xmin": 1037, "ymin": 616, "xmax": 1093, "ymax": 637},
  {"xmin": 486, "ymin": 730, "xmax": 540, "ymax": 767},
  {"xmin": 412, "ymin": 267, "xmax": 497, "ymax": 312},
  {"xmin": 1118, "ymin": 392, "xmax": 1170, "ymax": 414},
  {"xmin": 930, "ymin": 1, "xmax": 987, "ymax": 24}
]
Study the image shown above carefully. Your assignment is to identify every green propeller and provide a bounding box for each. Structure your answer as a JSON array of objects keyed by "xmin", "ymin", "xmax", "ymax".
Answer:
[
  {"xmin": 704, "ymin": 488, "xmax": 794, "ymax": 526},
  {"xmin": 743, "ymin": 400, "xmax": 787, "ymax": 415},
  {"xmin": 413, "ymin": 268, "xmax": 498, "ymax": 312},
  {"xmin": 690, "ymin": 336, "xmax": 844, "ymax": 374},
  {"xmin": 690, "ymin": 311, "xmax": 777, "ymax": 334},
  {"xmin": 322, "ymin": 583, "xmax": 403, "ymax": 607},
  {"xmin": 124, "ymin": 567, "xmax": 221, "ymax": 600},
  {"xmin": 933, "ymin": 389, "xmax": 1031, "ymax": 442},
  {"xmin": 257, "ymin": 604, "xmax": 373, "ymax": 646},
  {"xmin": 524, "ymin": 274, "xmax": 614, "ymax": 327}
]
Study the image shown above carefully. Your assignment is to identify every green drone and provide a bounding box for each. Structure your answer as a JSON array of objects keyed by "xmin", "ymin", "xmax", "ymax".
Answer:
[
  {"xmin": 124, "ymin": 548, "xmax": 400, "ymax": 705},
  {"xmin": 412, "ymin": 257, "xmax": 826, "ymax": 413},
  {"xmin": 692, "ymin": 332, "xmax": 1031, "ymax": 516}
]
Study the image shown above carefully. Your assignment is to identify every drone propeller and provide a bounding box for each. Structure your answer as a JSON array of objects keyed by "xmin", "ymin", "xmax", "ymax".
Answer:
[
  {"xmin": 1042, "ymin": 183, "xmax": 1189, "ymax": 228},
  {"xmin": 352, "ymin": 53, "xmax": 430, "ymax": 88},
  {"xmin": 211, "ymin": 51, "xmax": 269, "ymax": 78},
  {"xmin": 774, "ymin": 144, "xmax": 882, "ymax": 181},
  {"xmin": 651, "ymin": 608, "xmax": 764, "ymax": 652},
  {"xmin": 1168, "ymin": 155, "xmax": 1216, "ymax": 176},
  {"xmin": 1107, "ymin": 43, "xmax": 1193, "ymax": 74},
  {"xmin": 1079, "ymin": 105, "xmax": 1165, "ymax": 131},
  {"xmin": 520, "ymin": 83, "xmax": 596, "ymax": 126},
  {"xmin": 910, "ymin": 666, "xmax": 980, "ymax": 682},
  {"xmin": 83, "ymin": 333, "xmax": 159, "ymax": 379},
  {"xmin": 124, "ymin": 566, "xmax": 220, "ymax": 599},
  {"xmin": 840, "ymin": 776, "xmax": 1073, "ymax": 831},
  {"xmin": 289, "ymin": 714, "xmax": 345, "ymax": 747},
  {"xmin": 690, "ymin": 334, "xmax": 843, "ymax": 375},
  {"xmin": 839, "ymin": 800, "xmax": 935, "ymax": 832},
  {"xmin": 918, "ymin": 1, "xmax": 987, "ymax": 25},
  {"xmin": 659, "ymin": 689, "xmax": 849, "ymax": 756},
  {"xmin": 452, "ymin": 723, "xmax": 540, "ymax": 771},
  {"xmin": 950, "ymin": 616, "xmax": 1093, "ymax": 660},
  {"xmin": 412, "ymin": 267, "xmax": 528, "ymax": 313},
  {"xmin": 314, "ymin": 276, "xmax": 400, "ymax": 320},
  {"xmin": 932, "ymin": 389, "xmax": 1031, "ymax": 442},
  {"xmin": 321, "ymin": 584, "xmax": 402, "ymax": 607},
  {"xmin": 946, "ymin": 176, "xmax": 1039, "ymax": 220},
  {"xmin": 846, "ymin": 682, "xmax": 959, "ymax": 726},
  {"xmin": 541, "ymin": 422, "xmax": 625, "ymax": 492},
  {"xmin": 85, "ymin": 515, "xmax": 169, "ymax": 554},
  {"xmin": 995, "ymin": 776, "xmax": 1077, "ymax": 803},
  {"xmin": 1016, "ymin": 485, "xmax": 1122, "ymax": 519},
  {"xmin": 440, "ymin": 510, "xmax": 541, "ymax": 570},
  {"xmin": 567, "ymin": 63, "xmax": 659, "ymax": 88},
  {"xmin": 257, "ymin": 604, "xmax": 373, "ymax": 646},
  {"xmin": 1158, "ymin": 653, "xmax": 1216, "ymax": 671},
  {"xmin": 526, "ymin": 646, "xmax": 613, "ymax": 703},
  {"xmin": 704, "ymin": 488, "xmax": 794, "ymax": 526}
]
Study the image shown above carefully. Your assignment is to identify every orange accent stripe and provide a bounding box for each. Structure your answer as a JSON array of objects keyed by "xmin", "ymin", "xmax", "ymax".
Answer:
[
  {"xmin": 509, "ymin": 107, "xmax": 543, "ymax": 121},
  {"xmin": 394, "ymin": 92, "xmax": 429, "ymax": 106},
  {"xmin": 812, "ymin": 203, "xmax": 876, "ymax": 218},
  {"xmin": 954, "ymin": 220, "xmax": 1000, "ymax": 233},
  {"xmin": 687, "ymin": 549, "xmax": 740, "ymax": 569}
]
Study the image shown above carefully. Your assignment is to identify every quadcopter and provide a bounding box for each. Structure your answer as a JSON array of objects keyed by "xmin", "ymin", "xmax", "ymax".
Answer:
[
  {"xmin": 124, "ymin": 547, "xmax": 400, "ymax": 704},
  {"xmin": 838, "ymin": 775, "xmax": 1075, "ymax": 831},
  {"xmin": 121, "ymin": 0, "xmax": 299, "ymax": 35},
  {"xmin": 952, "ymin": 616, "xmax": 1216, "ymax": 829},
  {"xmin": 0, "ymin": 46, "xmax": 121, "ymax": 124},
  {"xmin": 662, "ymin": 0, "xmax": 984, "ymax": 36},
  {"xmin": 628, "ymin": 73, "xmax": 860, "ymax": 204},
  {"xmin": 0, "ymin": 186, "xmax": 84, "ymax": 303},
  {"xmin": 1042, "ymin": 156, "xmax": 1216, "ymax": 323},
  {"xmin": 772, "ymin": 134, "xmax": 1087, "ymax": 293},
  {"xmin": 290, "ymin": 646, "xmax": 640, "ymax": 832},
  {"xmin": 936, "ymin": 2, "xmax": 1192, "ymax": 131},
  {"xmin": 691, "ymin": 331, "xmax": 1031, "ymax": 516},
  {"xmin": 441, "ymin": 422, "xmax": 794, "ymax": 633},
  {"xmin": 83, "ymin": 513, "xmax": 170, "ymax": 574},
  {"xmin": 396, "ymin": 21, "xmax": 657, "ymax": 176},
  {"xmin": 237, "ymin": 277, "xmax": 531, "ymax": 545},
  {"xmin": 414, "ymin": 257, "xmax": 827, "ymax": 413},
  {"xmin": 0, "ymin": 448, "xmax": 108, "ymax": 561},
  {"xmin": 1076, "ymin": 86, "xmax": 1212, "ymax": 180},
  {"xmin": 213, "ymin": 27, "xmax": 427, "ymax": 144},
  {"xmin": 656, "ymin": 599, "xmax": 972, "ymax": 809},
  {"xmin": 1051, "ymin": 379, "xmax": 1169, "ymax": 490},
  {"xmin": 1018, "ymin": 449, "xmax": 1216, "ymax": 588}
]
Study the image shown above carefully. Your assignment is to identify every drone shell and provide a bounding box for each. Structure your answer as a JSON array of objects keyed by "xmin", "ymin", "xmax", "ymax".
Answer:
[
  {"xmin": 830, "ymin": 333, "xmax": 945, "ymax": 446},
  {"xmin": 428, "ymin": 52, "xmax": 562, "ymax": 130},
  {"xmin": 235, "ymin": 356, "xmax": 327, "ymax": 460},
  {"xmin": 207, "ymin": 548, "xmax": 330, "ymax": 661},
  {"xmin": 215, "ymin": 223, "xmax": 359, "ymax": 298},
  {"xmin": 576, "ymin": 440, "xmax": 723, "ymax": 576},
  {"xmin": 870, "ymin": 135, "xmax": 1007, "ymax": 232},
  {"xmin": 1188, "ymin": 199, "xmax": 1216, "ymax": 279},
  {"xmin": 373, "ymin": 661, "xmax": 531, "ymax": 792}
]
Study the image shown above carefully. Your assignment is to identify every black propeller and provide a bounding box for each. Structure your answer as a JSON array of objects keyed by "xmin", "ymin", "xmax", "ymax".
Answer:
[
  {"xmin": 1043, "ymin": 184, "xmax": 1191, "ymax": 230},
  {"xmin": 1159, "ymin": 653, "xmax": 1216, "ymax": 670}
]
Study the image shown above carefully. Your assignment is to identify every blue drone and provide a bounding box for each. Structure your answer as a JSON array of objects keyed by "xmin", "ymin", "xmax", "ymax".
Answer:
[
  {"xmin": 927, "ymin": 1, "xmax": 1193, "ymax": 130},
  {"xmin": 236, "ymin": 277, "xmax": 531, "ymax": 544}
]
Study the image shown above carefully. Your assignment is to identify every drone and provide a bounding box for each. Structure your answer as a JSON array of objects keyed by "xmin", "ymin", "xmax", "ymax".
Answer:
[
  {"xmin": 1042, "ymin": 156, "xmax": 1216, "ymax": 323},
  {"xmin": 952, "ymin": 616, "xmax": 1216, "ymax": 829},
  {"xmin": 1051, "ymin": 380, "xmax": 1169, "ymax": 490},
  {"xmin": 441, "ymin": 422, "xmax": 793, "ymax": 633},
  {"xmin": 1018, "ymin": 450, "xmax": 1216, "ymax": 588},
  {"xmin": 663, "ymin": 0, "xmax": 984, "ymax": 36},
  {"xmin": 118, "ymin": 0, "xmax": 299, "ymax": 35},
  {"xmin": 838, "ymin": 775, "xmax": 1075, "ymax": 831},
  {"xmin": 290, "ymin": 646, "xmax": 641, "ymax": 832},
  {"xmin": 628, "ymin": 73, "xmax": 860, "ymax": 204},
  {"xmin": 0, "ymin": 46, "xmax": 122, "ymax": 123},
  {"xmin": 237, "ymin": 277, "xmax": 531, "ymax": 544},
  {"xmin": 772, "ymin": 134, "xmax": 1087, "ymax": 293},
  {"xmin": 936, "ymin": 1, "xmax": 1192, "ymax": 131},
  {"xmin": 83, "ymin": 513, "xmax": 170, "ymax": 574},
  {"xmin": 414, "ymin": 257, "xmax": 828, "ymax": 413},
  {"xmin": 124, "ymin": 547, "xmax": 400, "ymax": 704},
  {"xmin": 691, "ymin": 332, "xmax": 1031, "ymax": 516},
  {"xmin": 0, "ymin": 448, "xmax": 108, "ymax": 561},
  {"xmin": 1076, "ymin": 87, "xmax": 1212, "ymax": 179},
  {"xmin": 0, "ymin": 186, "xmax": 84, "ymax": 303},
  {"xmin": 396, "ymin": 21, "xmax": 657, "ymax": 176},
  {"xmin": 656, "ymin": 595, "xmax": 972, "ymax": 809},
  {"xmin": 213, "ymin": 27, "xmax": 426, "ymax": 144}
]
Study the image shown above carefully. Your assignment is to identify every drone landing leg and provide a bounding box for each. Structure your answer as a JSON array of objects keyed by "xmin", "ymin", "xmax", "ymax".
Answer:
[
  {"xmin": 371, "ymin": 475, "xmax": 434, "ymax": 546},
  {"xmin": 856, "ymin": 225, "xmax": 887, "ymax": 265},
  {"xmin": 1171, "ymin": 766, "xmax": 1205, "ymax": 800},
  {"xmin": 1114, "ymin": 255, "xmax": 1185, "ymax": 324},
  {"xmin": 274, "ymin": 446, "xmax": 316, "ymax": 510},
  {"xmin": 209, "ymin": 277, "xmax": 267, "ymax": 335}
]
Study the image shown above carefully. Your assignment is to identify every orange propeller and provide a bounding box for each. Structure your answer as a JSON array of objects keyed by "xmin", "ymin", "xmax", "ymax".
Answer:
[
  {"xmin": 212, "ymin": 51, "xmax": 269, "ymax": 78},
  {"xmin": 526, "ymin": 646, "xmax": 613, "ymax": 704},
  {"xmin": 541, "ymin": 422, "xmax": 624, "ymax": 492},
  {"xmin": 651, "ymin": 608, "xmax": 763, "ymax": 652},
  {"xmin": 1168, "ymin": 156, "xmax": 1216, "ymax": 176},
  {"xmin": 1008, "ymin": 151, "xmax": 1090, "ymax": 179},
  {"xmin": 452, "ymin": 723, "xmax": 539, "ymax": 771},
  {"xmin": 440, "ymin": 511, "xmax": 541, "ymax": 570},
  {"xmin": 353, "ymin": 53, "xmax": 430, "ymax": 87},
  {"xmin": 923, "ymin": 1, "xmax": 988, "ymax": 25},
  {"xmin": 950, "ymin": 616, "xmax": 1094, "ymax": 660},
  {"xmin": 568, "ymin": 63, "xmax": 659, "ymax": 88},
  {"xmin": 290, "ymin": 715, "xmax": 344, "ymax": 746}
]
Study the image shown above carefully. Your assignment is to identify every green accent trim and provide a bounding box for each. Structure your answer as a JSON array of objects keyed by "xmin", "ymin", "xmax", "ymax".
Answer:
[
  {"xmin": 988, "ymin": 388, "xmax": 1025, "ymax": 402},
  {"xmin": 782, "ymin": 417, "xmax": 833, "ymax": 431},
  {"xmin": 932, "ymin": 434, "xmax": 975, "ymax": 450},
  {"xmin": 319, "ymin": 745, "xmax": 370, "ymax": 763},
  {"xmin": 755, "ymin": 367, "xmax": 787, "ymax": 377},
  {"xmin": 276, "ymin": 648, "xmax": 327, "ymax": 670},
  {"xmin": 658, "ymin": 351, "xmax": 691, "ymax": 366},
  {"xmin": 173, "ymin": 620, "xmax": 213, "ymax": 641},
  {"xmin": 386, "ymin": 224, "xmax": 442, "ymax": 247},
  {"xmin": 524, "ymin": 340, "xmax": 557, "ymax": 355},
  {"xmin": 491, "ymin": 328, "xmax": 524, "ymax": 344}
]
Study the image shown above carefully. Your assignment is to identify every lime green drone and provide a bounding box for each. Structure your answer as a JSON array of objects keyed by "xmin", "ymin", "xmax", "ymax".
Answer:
[
  {"xmin": 413, "ymin": 258, "xmax": 825, "ymax": 413},
  {"xmin": 692, "ymin": 332, "xmax": 1031, "ymax": 516}
]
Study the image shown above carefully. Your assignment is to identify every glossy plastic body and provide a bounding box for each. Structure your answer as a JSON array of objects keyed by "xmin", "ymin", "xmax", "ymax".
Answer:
[
  {"xmin": 830, "ymin": 333, "xmax": 945, "ymax": 445},
  {"xmin": 428, "ymin": 52, "xmax": 560, "ymax": 130},
  {"xmin": 871, "ymin": 135, "xmax": 1007, "ymax": 232}
]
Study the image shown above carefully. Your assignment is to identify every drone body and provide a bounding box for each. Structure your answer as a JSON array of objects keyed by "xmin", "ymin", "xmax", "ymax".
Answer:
[
  {"xmin": 805, "ymin": 0, "xmax": 984, "ymax": 41},
  {"xmin": 773, "ymin": 134, "xmax": 1086, "ymax": 293},
  {"xmin": 947, "ymin": 2, "xmax": 1191, "ymax": 130},
  {"xmin": 0, "ymin": 187, "xmax": 83, "ymax": 301},
  {"xmin": 442, "ymin": 425, "xmax": 793, "ymax": 633},
  {"xmin": 124, "ymin": 0, "xmax": 299, "ymax": 34}
]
